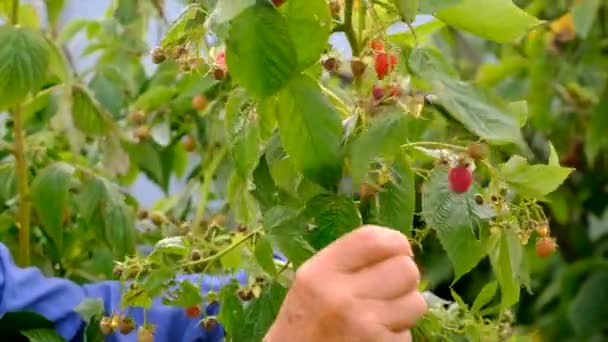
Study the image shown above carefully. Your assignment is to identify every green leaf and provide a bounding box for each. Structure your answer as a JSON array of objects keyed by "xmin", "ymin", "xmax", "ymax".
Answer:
[
  {"xmin": 45, "ymin": 0, "xmax": 66, "ymax": 27},
  {"xmin": 409, "ymin": 48, "xmax": 525, "ymax": 146},
  {"xmin": 206, "ymin": 0, "xmax": 255, "ymax": 38},
  {"xmin": 227, "ymin": 171, "xmax": 260, "ymax": 225},
  {"xmin": 31, "ymin": 162, "xmax": 74, "ymax": 250},
  {"xmin": 18, "ymin": 4, "xmax": 42, "ymax": 29},
  {"xmin": 419, "ymin": 0, "xmax": 462, "ymax": 14},
  {"xmin": 421, "ymin": 167, "xmax": 492, "ymax": 281},
  {"xmin": 124, "ymin": 141, "xmax": 166, "ymax": 191},
  {"xmin": 71, "ymin": 85, "xmax": 112, "ymax": 136},
  {"xmin": 490, "ymin": 231, "xmax": 523, "ymax": 309},
  {"xmin": 226, "ymin": 2, "xmax": 298, "ymax": 98},
  {"xmin": 225, "ymin": 89, "xmax": 261, "ymax": 179},
  {"xmin": 161, "ymin": 3, "xmax": 206, "ymax": 48},
  {"xmin": 74, "ymin": 298, "xmax": 104, "ymax": 323},
  {"xmin": 89, "ymin": 71, "xmax": 125, "ymax": 118},
  {"xmin": 585, "ymin": 90, "xmax": 608, "ymax": 165},
  {"xmin": 302, "ymin": 194, "xmax": 361, "ymax": 250},
  {"xmin": 0, "ymin": 311, "xmax": 54, "ymax": 341},
  {"xmin": 114, "ymin": 0, "xmax": 140, "ymax": 24},
  {"xmin": 501, "ymin": 156, "xmax": 573, "ymax": 199},
  {"xmin": 388, "ymin": 19, "xmax": 445, "ymax": 46},
  {"xmin": 162, "ymin": 280, "xmax": 204, "ymax": 308},
  {"xmin": 0, "ymin": 163, "xmax": 17, "ymax": 205},
  {"xmin": 220, "ymin": 235, "xmax": 246, "ymax": 270},
  {"xmin": 471, "ymin": 281, "xmax": 498, "ymax": 312},
  {"xmin": 277, "ymin": 75, "xmax": 343, "ymax": 189},
  {"xmin": 265, "ymin": 206, "xmax": 315, "ymax": 267},
  {"xmin": 377, "ymin": 154, "xmax": 415, "ymax": 236},
  {"xmin": 394, "ymin": 0, "xmax": 419, "ymax": 23},
  {"xmin": 450, "ymin": 289, "xmax": 467, "ymax": 309},
  {"xmin": 133, "ymin": 86, "xmax": 176, "ymax": 112},
  {"xmin": 20, "ymin": 329, "xmax": 65, "ymax": 342},
  {"xmin": 256, "ymin": 97, "xmax": 278, "ymax": 141},
  {"xmin": 151, "ymin": 236, "xmax": 188, "ymax": 257},
  {"xmin": 234, "ymin": 282, "xmax": 287, "ymax": 342},
  {"xmin": 100, "ymin": 184, "xmax": 136, "ymax": 259},
  {"xmin": 588, "ymin": 210, "xmax": 608, "ymax": 243},
  {"xmin": 255, "ymin": 235, "xmax": 277, "ymax": 276},
  {"xmin": 567, "ymin": 270, "xmax": 608, "ymax": 336},
  {"xmin": 284, "ymin": 0, "xmax": 331, "ymax": 68},
  {"xmin": 572, "ymin": 0, "xmax": 600, "ymax": 38},
  {"xmin": 0, "ymin": 26, "xmax": 50, "ymax": 109},
  {"xmin": 46, "ymin": 39, "xmax": 71, "ymax": 83},
  {"xmin": 218, "ymin": 282, "xmax": 246, "ymax": 337},
  {"xmin": 434, "ymin": 0, "xmax": 540, "ymax": 42},
  {"xmin": 350, "ymin": 113, "xmax": 411, "ymax": 186},
  {"xmin": 548, "ymin": 142, "xmax": 559, "ymax": 167}
]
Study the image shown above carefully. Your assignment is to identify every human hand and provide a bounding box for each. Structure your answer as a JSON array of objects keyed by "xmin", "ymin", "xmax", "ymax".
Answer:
[{"xmin": 264, "ymin": 225, "xmax": 427, "ymax": 342}]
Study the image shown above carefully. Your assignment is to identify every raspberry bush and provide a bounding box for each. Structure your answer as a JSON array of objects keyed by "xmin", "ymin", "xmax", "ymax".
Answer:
[{"xmin": 1, "ymin": 0, "xmax": 606, "ymax": 341}]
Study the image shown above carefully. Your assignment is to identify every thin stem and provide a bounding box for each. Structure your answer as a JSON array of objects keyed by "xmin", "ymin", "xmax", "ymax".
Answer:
[
  {"xmin": 13, "ymin": 105, "xmax": 31, "ymax": 267},
  {"xmin": 191, "ymin": 147, "xmax": 227, "ymax": 231},
  {"xmin": 11, "ymin": 0, "xmax": 19, "ymax": 25},
  {"xmin": 179, "ymin": 228, "xmax": 261, "ymax": 269},
  {"xmin": 401, "ymin": 141, "xmax": 467, "ymax": 151},
  {"xmin": 344, "ymin": 0, "xmax": 361, "ymax": 56}
]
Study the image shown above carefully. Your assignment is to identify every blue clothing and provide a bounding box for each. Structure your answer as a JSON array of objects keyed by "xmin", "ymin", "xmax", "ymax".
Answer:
[{"xmin": 0, "ymin": 243, "xmax": 248, "ymax": 341}]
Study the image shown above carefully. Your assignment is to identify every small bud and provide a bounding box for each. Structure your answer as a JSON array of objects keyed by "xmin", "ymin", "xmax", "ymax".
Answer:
[
  {"xmin": 112, "ymin": 264, "xmax": 124, "ymax": 278},
  {"xmin": 350, "ymin": 58, "xmax": 366, "ymax": 78},
  {"xmin": 118, "ymin": 316, "xmax": 136, "ymax": 335},
  {"xmin": 100, "ymin": 316, "xmax": 114, "ymax": 336},
  {"xmin": 151, "ymin": 47, "xmax": 166, "ymax": 64},
  {"xmin": 474, "ymin": 194, "xmax": 484, "ymax": 205},
  {"xmin": 190, "ymin": 249, "xmax": 202, "ymax": 261}
]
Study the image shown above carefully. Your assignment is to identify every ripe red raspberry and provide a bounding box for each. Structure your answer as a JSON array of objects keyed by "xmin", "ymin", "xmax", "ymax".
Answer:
[
  {"xmin": 448, "ymin": 166, "xmax": 473, "ymax": 193},
  {"xmin": 372, "ymin": 85, "xmax": 384, "ymax": 101},
  {"xmin": 185, "ymin": 305, "xmax": 201, "ymax": 318},
  {"xmin": 374, "ymin": 52, "xmax": 398, "ymax": 80},
  {"xmin": 370, "ymin": 39, "xmax": 385, "ymax": 51}
]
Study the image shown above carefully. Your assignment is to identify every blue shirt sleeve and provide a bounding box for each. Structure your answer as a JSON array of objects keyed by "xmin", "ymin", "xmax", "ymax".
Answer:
[{"xmin": 0, "ymin": 243, "xmax": 248, "ymax": 342}]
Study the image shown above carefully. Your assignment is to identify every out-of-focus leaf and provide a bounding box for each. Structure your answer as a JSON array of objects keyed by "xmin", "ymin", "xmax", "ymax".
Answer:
[
  {"xmin": 572, "ymin": 0, "xmax": 600, "ymax": 38},
  {"xmin": 567, "ymin": 270, "xmax": 608, "ymax": 335},
  {"xmin": 20, "ymin": 329, "xmax": 64, "ymax": 342},
  {"xmin": 435, "ymin": 0, "xmax": 540, "ymax": 42}
]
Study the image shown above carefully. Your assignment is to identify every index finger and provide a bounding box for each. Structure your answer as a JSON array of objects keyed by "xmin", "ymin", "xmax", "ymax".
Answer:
[{"xmin": 316, "ymin": 225, "xmax": 413, "ymax": 272}]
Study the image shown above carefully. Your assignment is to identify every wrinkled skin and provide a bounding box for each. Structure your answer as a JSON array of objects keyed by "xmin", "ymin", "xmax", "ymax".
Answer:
[{"xmin": 264, "ymin": 225, "xmax": 427, "ymax": 342}]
